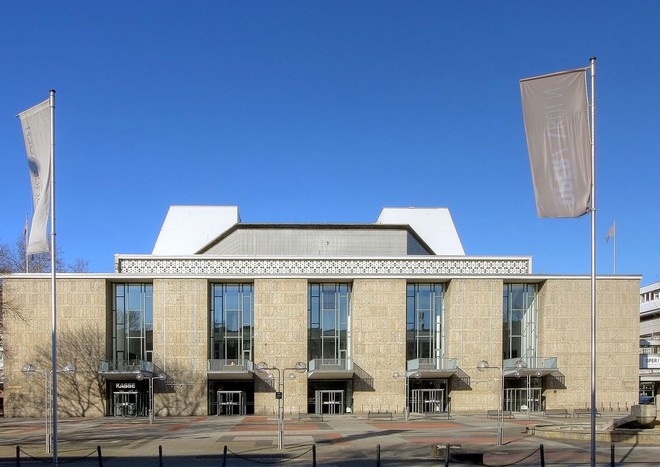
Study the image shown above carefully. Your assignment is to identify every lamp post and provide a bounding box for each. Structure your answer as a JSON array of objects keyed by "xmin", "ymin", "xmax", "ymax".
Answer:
[
  {"xmin": 477, "ymin": 360, "xmax": 504, "ymax": 446},
  {"xmin": 136, "ymin": 372, "xmax": 166, "ymax": 424},
  {"xmin": 21, "ymin": 362, "xmax": 76, "ymax": 456},
  {"xmin": 512, "ymin": 359, "xmax": 529, "ymax": 418},
  {"xmin": 256, "ymin": 361, "xmax": 307, "ymax": 449},
  {"xmin": 393, "ymin": 370, "xmax": 421, "ymax": 421}
]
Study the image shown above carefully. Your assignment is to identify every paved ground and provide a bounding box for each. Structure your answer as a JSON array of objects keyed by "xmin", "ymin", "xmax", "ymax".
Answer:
[{"xmin": 0, "ymin": 412, "xmax": 658, "ymax": 466}]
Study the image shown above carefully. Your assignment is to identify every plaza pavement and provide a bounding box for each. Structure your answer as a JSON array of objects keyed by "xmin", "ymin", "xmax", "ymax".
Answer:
[{"xmin": 0, "ymin": 412, "xmax": 658, "ymax": 466}]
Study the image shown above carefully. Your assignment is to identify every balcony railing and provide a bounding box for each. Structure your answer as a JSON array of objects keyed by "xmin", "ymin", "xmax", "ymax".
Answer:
[
  {"xmin": 504, "ymin": 357, "xmax": 558, "ymax": 370},
  {"xmin": 407, "ymin": 358, "xmax": 458, "ymax": 371},
  {"xmin": 99, "ymin": 359, "xmax": 155, "ymax": 373},
  {"xmin": 207, "ymin": 359, "xmax": 254, "ymax": 372},
  {"xmin": 307, "ymin": 358, "xmax": 353, "ymax": 372}
]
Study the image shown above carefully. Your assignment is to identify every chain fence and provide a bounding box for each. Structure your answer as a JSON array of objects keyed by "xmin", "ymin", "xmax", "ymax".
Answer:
[{"xmin": 6, "ymin": 442, "xmax": 660, "ymax": 466}]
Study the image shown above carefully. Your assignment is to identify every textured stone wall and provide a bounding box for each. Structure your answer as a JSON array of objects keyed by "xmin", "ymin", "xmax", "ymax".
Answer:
[
  {"xmin": 1, "ymin": 275, "xmax": 641, "ymax": 418},
  {"xmin": 152, "ymin": 278, "xmax": 208, "ymax": 416},
  {"xmin": 445, "ymin": 278, "xmax": 504, "ymax": 412},
  {"xmin": 351, "ymin": 278, "xmax": 407, "ymax": 414},
  {"xmin": 539, "ymin": 278, "xmax": 640, "ymax": 412},
  {"xmin": 2, "ymin": 278, "xmax": 107, "ymax": 417},
  {"xmin": 253, "ymin": 278, "xmax": 308, "ymax": 415}
]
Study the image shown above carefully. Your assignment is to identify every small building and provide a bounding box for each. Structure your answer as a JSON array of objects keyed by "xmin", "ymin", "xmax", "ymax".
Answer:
[
  {"xmin": 0, "ymin": 206, "xmax": 641, "ymax": 419},
  {"xmin": 639, "ymin": 281, "xmax": 660, "ymax": 405}
]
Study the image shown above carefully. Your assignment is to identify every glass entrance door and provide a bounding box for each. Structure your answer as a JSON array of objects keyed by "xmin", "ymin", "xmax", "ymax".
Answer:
[
  {"xmin": 315, "ymin": 390, "xmax": 344, "ymax": 414},
  {"xmin": 411, "ymin": 389, "xmax": 445, "ymax": 414},
  {"xmin": 506, "ymin": 388, "xmax": 542, "ymax": 412},
  {"xmin": 113, "ymin": 391, "xmax": 138, "ymax": 417},
  {"xmin": 216, "ymin": 391, "xmax": 246, "ymax": 416}
]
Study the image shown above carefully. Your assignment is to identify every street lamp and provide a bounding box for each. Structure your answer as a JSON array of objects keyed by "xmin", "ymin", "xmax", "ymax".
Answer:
[
  {"xmin": 392, "ymin": 370, "xmax": 421, "ymax": 421},
  {"xmin": 513, "ymin": 361, "xmax": 542, "ymax": 418},
  {"xmin": 256, "ymin": 361, "xmax": 307, "ymax": 450},
  {"xmin": 477, "ymin": 360, "xmax": 504, "ymax": 446},
  {"xmin": 21, "ymin": 362, "xmax": 76, "ymax": 455},
  {"xmin": 136, "ymin": 372, "xmax": 166, "ymax": 424}
]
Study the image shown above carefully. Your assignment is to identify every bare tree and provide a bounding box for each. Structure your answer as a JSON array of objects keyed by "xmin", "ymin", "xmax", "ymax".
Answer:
[
  {"xmin": 1, "ymin": 234, "xmax": 90, "ymax": 397},
  {"xmin": 28, "ymin": 325, "xmax": 107, "ymax": 417}
]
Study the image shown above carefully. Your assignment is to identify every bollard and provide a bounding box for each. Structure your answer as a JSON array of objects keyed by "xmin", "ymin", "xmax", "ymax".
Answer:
[
  {"xmin": 97, "ymin": 445, "xmax": 103, "ymax": 467},
  {"xmin": 313, "ymin": 444, "xmax": 317, "ymax": 466},
  {"xmin": 159, "ymin": 445, "xmax": 163, "ymax": 467},
  {"xmin": 16, "ymin": 445, "xmax": 20, "ymax": 467},
  {"xmin": 540, "ymin": 444, "xmax": 545, "ymax": 467},
  {"xmin": 445, "ymin": 443, "xmax": 450, "ymax": 467},
  {"xmin": 376, "ymin": 444, "xmax": 380, "ymax": 467},
  {"xmin": 222, "ymin": 445, "xmax": 228, "ymax": 467},
  {"xmin": 611, "ymin": 443, "xmax": 615, "ymax": 467}
]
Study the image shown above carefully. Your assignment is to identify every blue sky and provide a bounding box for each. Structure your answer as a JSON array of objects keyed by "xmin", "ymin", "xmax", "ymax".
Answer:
[{"xmin": 1, "ymin": 1, "xmax": 658, "ymax": 284}]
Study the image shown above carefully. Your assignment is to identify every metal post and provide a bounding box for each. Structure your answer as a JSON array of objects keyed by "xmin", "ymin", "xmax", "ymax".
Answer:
[
  {"xmin": 149, "ymin": 378, "xmax": 154, "ymax": 424},
  {"xmin": 477, "ymin": 360, "xmax": 503, "ymax": 446},
  {"xmin": 405, "ymin": 373, "xmax": 410, "ymax": 421},
  {"xmin": 498, "ymin": 366, "xmax": 504, "ymax": 446},
  {"xmin": 45, "ymin": 371, "xmax": 52, "ymax": 453},
  {"xmin": 255, "ymin": 362, "xmax": 306, "ymax": 450},
  {"xmin": 136, "ymin": 372, "xmax": 165, "ymax": 424},
  {"xmin": 277, "ymin": 368, "xmax": 283, "ymax": 450},
  {"xmin": 527, "ymin": 374, "xmax": 531, "ymax": 419}
]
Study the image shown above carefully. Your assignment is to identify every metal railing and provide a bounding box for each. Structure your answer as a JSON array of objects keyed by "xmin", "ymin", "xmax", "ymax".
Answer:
[
  {"xmin": 207, "ymin": 359, "xmax": 254, "ymax": 372},
  {"xmin": 307, "ymin": 358, "xmax": 353, "ymax": 372},
  {"xmin": 504, "ymin": 356, "xmax": 557, "ymax": 370},
  {"xmin": 98, "ymin": 359, "xmax": 154, "ymax": 373},
  {"xmin": 407, "ymin": 358, "xmax": 458, "ymax": 371}
]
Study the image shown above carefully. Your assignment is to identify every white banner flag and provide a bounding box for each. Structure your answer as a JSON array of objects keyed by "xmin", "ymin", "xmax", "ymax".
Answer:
[
  {"xmin": 19, "ymin": 99, "xmax": 51, "ymax": 254},
  {"xmin": 520, "ymin": 69, "xmax": 591, "ymax": 218}
]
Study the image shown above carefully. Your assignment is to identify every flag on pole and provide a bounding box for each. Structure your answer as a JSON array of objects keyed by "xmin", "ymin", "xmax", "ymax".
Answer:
[
  {"xmin": 520, "ymin": 68, "xmax": 591, "ymax": 218},
  {"xmin": 605, "ymin": 221, "xmax": 615, "ymax": 243},
  {"xmin": 18, "ymin": 99, "xmax": 51, "ymax": 255}
]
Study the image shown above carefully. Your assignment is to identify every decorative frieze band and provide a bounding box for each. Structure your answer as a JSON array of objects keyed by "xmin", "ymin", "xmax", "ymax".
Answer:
[{"xmin": 116, "ymin": 257, "xmax": 531, "ymax": 276}]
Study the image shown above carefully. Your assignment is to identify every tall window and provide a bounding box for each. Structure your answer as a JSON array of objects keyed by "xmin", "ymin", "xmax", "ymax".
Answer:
[
  {"xmin": 406, "ymin": 283, "xmax": 444, "ymax": 361},
  {"xmin": 210, "ymin": 284, "xmax": 254, "ymax": 362},
  {"xmin": 113, "ymin": 283, "xmax": 153, "ymax": 363},
  {"xmin": 503, "ymin": 284, "xmax": 538, "ymax": 360},
  {"xmin": 308, "ymin": 283, "xmax": 350, "ymax": 362}
]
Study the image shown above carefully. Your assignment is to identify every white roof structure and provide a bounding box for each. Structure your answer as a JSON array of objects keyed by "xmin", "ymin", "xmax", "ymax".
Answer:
[
  {"xmin": 376, "ymin": 207, "xmax": 465, "ymax": 255},
  {"xmin": 152, "ymin": 205, "xmax": 464, "ymax": 256},
  {"xmin": 152, "ymin": 205, "xmax": 240, "ymax": 255}
]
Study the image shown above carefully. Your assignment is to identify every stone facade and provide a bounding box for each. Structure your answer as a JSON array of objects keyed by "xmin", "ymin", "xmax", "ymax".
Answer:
[{"xmin": 0, "ymin": 273, "xmax": 641, "ymax": 418}]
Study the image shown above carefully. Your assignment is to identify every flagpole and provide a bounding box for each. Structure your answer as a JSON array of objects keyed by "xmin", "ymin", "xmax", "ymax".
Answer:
[
  {"xmin": 48, "ymin": 89, "xmax": 59, "ymax": 465},
  {"xmin": 588, "ymin": 57, "xmax": 597, "ymax": 467},
  {"xmin": 613, "ymin": 221, "xmax": 616, "ymax": 274},
  {"xmin": 25, "ymin": 213, "xmax": 29, "ymax": 273}
]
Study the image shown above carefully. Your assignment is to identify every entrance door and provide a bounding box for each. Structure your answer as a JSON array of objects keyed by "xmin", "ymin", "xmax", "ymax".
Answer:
[
  {"xmin": 315, "ymin": 390, "xmax": 344, "ymax": 414},
  {"xmin": 411, "ymin": 389, "xmax": 445, "ymax": 414},
  {"xmin": 506, "ymin": 388, "xmax": 542, "ymax": 412},
  {"xmin": 217, "ymin": 391, "xmax": 246, "ymax": 416},
  {"xmin": 113, "ymin": 391, "xmax": 138, "ymax": 417}
]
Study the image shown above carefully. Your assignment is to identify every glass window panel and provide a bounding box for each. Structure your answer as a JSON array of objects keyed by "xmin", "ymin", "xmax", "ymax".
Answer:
[
  {"xmin": 322, "ymin": 339, "xmax": 336, "ymax": 359},
  {"xmin": 209, "ymin": 283, "xmax": 253, "ymax": 363},
  {"xmin": 225, "ymin": 286, "xmax": 240, "ymax": 310},
  {"xmin": 226, "ymin": 310, "xmax": 240, "ymax": 332},
  {"xmin": 128, "ymin": 337, "xmax": 142, "ymax": 361},
  {"xmin": 511, "ymin": 337, "xmax": 522, "ymax": 358},
  {"xmin": 225, "ymin": 339, "xmax": 239, "ymax": 359},
  {"xmin": 407, "ymin": 283, "xmax": 443, "ymax": 361},
  {"xmin": 308, "ymin": 283, "xmax": 351, "ymax": 362},
  {"xmin": 322, "ymin": 309, "xmax": 336, "ymax": 332},
  {"xmin": 419, "ymin": 340, "xmax": 431, "ymax": 360}
]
